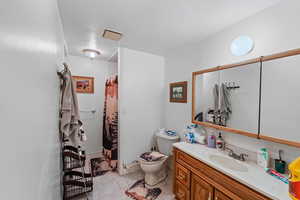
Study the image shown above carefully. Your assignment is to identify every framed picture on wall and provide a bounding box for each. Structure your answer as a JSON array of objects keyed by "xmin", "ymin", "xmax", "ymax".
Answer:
[
  {"xmin": 72, "ymin": 76, "xmax": 94, "ymax": 94},
  {"xmin": 169, "ymin": 81, "xmax": 187, "ymax": 103}
]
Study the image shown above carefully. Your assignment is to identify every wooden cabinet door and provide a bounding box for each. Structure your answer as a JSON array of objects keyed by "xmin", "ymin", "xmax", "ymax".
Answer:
[
  {"xmin": 191, "ymin": 174, "xmax": 214, "ymax": 200},
  {"xmin": 214, "ymin": 190, "xmax": 232, "ymax": 200},
  {"xmin": 175, "ymin": 180, "xmax": 190, "ymax": 200},
  {"xmin": 176, "ymin": 163, "xmax": 191, "ymax": 188}
]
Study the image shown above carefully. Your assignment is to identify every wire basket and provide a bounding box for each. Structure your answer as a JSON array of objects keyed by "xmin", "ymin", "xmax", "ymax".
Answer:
[
  {"xmin": 63, "ymin": 145, "xmax": 86, "ymax": 171},
  {"xmin": 63, "ymin": 170, "xmax": 93, "ymax": 200}
]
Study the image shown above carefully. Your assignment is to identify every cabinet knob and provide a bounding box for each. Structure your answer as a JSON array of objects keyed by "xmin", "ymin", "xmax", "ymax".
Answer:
[{"xmin": 177, "ymin": 191, "xmax": 185, "ymax": 199}]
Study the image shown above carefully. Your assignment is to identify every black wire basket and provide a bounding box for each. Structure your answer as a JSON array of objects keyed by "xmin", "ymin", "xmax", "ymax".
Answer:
[
  {"xmin": 63, "ymin": 145, "xmax": 86, "ymax": 171},
  {"xmin": 63, "ymin": 170, "xmax": 93, "ymax": 200}
]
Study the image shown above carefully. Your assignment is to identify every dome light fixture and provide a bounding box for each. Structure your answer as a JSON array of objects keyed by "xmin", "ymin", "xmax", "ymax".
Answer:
[
  {"xmin": 82, "ymin": 49, "xmax": 101, "ymax": 59},
  {"xmin": 230, "ymin": 36, "xmax": 254, "ymax": 56}
]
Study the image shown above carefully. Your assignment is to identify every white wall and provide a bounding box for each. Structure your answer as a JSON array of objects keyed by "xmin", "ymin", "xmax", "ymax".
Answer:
[
  {"xmin": 0, "ymin": 0, "xmax": 65, "ymax": 199},
  {"xmin": 119, "ymin": 48, "xmax": 165, "ymax": 168},
  {"xmin": 67, "ymin": 56, "xmax": 117, "ymax": 154},
  {"xmin": 164, "ymin": 0, "xmax": 300, "ymax": 163},
  {"xmin": 108, "ymin": 60, "xmax": 118, "ymax": 76}
]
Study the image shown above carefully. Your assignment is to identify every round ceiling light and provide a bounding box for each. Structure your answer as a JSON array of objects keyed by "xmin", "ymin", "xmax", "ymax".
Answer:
[
  {"xmin": 230, "ymin": 36, "xmax": 254, "ymax": 56},
  {"xmin": 82, "ymin": 49, "xmax": 101, "ymax": 59}
]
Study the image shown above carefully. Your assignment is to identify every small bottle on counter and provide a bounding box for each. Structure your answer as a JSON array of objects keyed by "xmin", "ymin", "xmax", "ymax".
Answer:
[
  {"xmin": 207, "ymin": 134, "xmax": 216, "ymax": 148},
  {"xmin": 216, "ymin": 132, "xmax": 225, "ymax": 150},
  {"xmin": 257, "ymin": 148, "xmax": 270, "ymax": 168}
]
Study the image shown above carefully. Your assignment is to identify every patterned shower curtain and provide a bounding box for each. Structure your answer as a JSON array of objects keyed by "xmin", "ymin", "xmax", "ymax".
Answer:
[{"xmin": 102, "ymin": 75, "xmax": 118, "ymax": 171}]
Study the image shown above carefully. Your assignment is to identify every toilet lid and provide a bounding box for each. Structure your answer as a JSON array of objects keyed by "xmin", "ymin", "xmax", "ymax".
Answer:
[
  {"xmin": 140, "ymin": 151, "xmax": 166, "ymax": 162},
  {"xmin": 156, "ymin": 132, "xmax": 179, "ymax": 140}
]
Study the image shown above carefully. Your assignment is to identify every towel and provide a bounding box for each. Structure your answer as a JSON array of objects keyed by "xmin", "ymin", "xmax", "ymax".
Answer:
[
  {"xmin": 213, "ymin": 84, "xmax": 219, "ymax": 122},
  {"xmin": 220, "ymin": 83, "xmax": 231, "ymax": 123},
  {"xmin": 60, "ymin": 66, "xmax": 84, "ymax": 146}
]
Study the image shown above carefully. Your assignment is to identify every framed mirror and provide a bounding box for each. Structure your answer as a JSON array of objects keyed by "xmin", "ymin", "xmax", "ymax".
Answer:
[
  {"xmin": 192, "ymin": 48, "xmax": 300, "ymax": 148},
  {"xmin": 192, "ymin": 61, "xmax": 261, "ymax": 138},
  {"xmin": 260, "ymin": 54, "xmax": 300, "ymax": 145},
  {"xmin": 193, "ymin": 70, "xmax": 220, "ymax": 125},
  {"xmin": 218, "ymin": 63, "xmax": 261, "ymax": 133}
]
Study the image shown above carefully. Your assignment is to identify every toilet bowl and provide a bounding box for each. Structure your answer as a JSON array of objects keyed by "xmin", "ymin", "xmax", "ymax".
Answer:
[
  {"xmin": 139, "ymin": 130, "xmax": 179, "ymax": 186},
  {"xmin": 139, "ymin": 155, "xmax": 168, "ymax": 186}
]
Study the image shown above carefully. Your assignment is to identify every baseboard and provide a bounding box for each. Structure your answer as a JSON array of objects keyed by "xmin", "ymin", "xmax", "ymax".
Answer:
[{"xmin": 119, "ymin": 160, "xmax": 141, "ymax": 175}]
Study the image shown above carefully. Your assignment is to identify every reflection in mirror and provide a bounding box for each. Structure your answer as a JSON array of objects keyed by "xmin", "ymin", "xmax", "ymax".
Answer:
[
  {"xmin": 194, "ymin": 71, "xmax": 220, "ymax": 125},
  {"xmin": 260, "ymin": 54, "xmax": 300, "ymax": 143},
  {"xmin": 219, "ymin": 64, "xmax": 260, "ymax": 133}
]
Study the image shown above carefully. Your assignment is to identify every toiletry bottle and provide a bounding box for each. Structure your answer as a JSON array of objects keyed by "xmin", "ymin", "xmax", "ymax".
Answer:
[
  {"xmin": 216, "ymin": 132, "xmax": 225, "ymax": 150},
  {"xmin": 289, "ymin": 157, "xmax": 300, "ymax": 200},
  {"xmin": 207, "ymin": 135, "xmax": 216, "ymax": 148},
  {"xmin": 257, "ymin": 148, "xmax": 270, "ymax": 168}
]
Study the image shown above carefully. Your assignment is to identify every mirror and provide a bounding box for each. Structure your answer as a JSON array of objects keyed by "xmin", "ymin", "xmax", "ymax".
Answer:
[
  {"xmin": 194, "ymin": 70, "xmax": 220, "ymax": 125},
  {"xmin": 193, "ymin": 63, "xmax": 260, "ymax": 134},
  {"xmin": 192, "ymin": 48, "xmax": 300, "ymax": 147},
  {"xmin": 219, "ymin": 63, "xmax": 260, "ymax": 133},
  {"xmin": 260, "ymin": 54, "xmax": 300, "ymax": 143}
]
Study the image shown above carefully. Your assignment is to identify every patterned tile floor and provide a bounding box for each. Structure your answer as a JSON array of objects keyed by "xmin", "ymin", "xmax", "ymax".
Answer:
[{"xmin": 77, "ymin": 170, "xmax": 175, "ymax": 200}]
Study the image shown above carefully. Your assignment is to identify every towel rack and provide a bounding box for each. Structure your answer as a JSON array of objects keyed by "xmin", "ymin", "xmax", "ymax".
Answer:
[
  {"xmin": 224, "ymin": 82, "xmax": 240, "ymax": 90},
  {"xmin": 80, "ymin": 109, "xmax": 96, "ymax": 114}
]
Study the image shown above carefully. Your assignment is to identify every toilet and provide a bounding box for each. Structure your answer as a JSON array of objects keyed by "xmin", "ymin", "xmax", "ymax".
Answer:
[{"xmin": 139, "ymin": 131, "xmax": 179, "ymax": 186}]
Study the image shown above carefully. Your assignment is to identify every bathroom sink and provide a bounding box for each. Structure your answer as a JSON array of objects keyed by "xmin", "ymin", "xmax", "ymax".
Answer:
[{"xmin": 209, "ymin": 154, "xmax": 248, "ymax": 172}]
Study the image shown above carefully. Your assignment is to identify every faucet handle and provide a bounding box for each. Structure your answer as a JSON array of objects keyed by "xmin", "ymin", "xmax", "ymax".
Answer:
[
  {"xmin": 225, "ymin": 147, "xmax": 234, "ymax": 156},
  {"xmin": 240, "ymin": 153, "xmax": 248, "ymax": 161}
]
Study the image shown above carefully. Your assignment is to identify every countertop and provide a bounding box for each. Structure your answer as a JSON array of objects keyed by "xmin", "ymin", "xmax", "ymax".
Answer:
[{"xmin": 173, "ymin": 142, "xmax": 289, "ymax": 200}]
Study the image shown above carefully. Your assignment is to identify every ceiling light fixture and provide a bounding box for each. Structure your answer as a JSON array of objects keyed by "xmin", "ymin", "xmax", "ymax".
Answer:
[
  {"xmin": 82, "ymin": 49, "xmax": 101, "ymax": 59},
  {"xmin": 230, "ymin": 36, "xmax": 254, "ymax": 56}
]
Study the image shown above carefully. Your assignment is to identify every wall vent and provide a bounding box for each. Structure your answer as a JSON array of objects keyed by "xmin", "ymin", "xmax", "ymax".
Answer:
[{"xmin": 102, "ymin": 29, "xmax": 122, "ymax": 41}]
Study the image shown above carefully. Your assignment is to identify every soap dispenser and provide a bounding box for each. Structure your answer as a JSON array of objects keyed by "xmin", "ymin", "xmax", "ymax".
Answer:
[{"xmin": 216, "ymin": 132, "xmax": 225, "ymax": 150}]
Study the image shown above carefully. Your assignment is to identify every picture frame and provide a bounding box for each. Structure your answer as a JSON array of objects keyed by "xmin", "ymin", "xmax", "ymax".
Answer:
[
  {"xmin": 169, "ymin": 81, "xmax": 187, "ymax": 103},
  {"xmin": 72, "ymin": 76, "xmax": 94, "ymax": 94}
]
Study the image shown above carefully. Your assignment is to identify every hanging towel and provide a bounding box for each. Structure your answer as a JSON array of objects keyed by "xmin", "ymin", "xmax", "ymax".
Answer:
[
  {"xmin": 213, "ymin": 84, "xmax": 219, "ymax": 121},
  {"xmin": 60, "ymin": 67, "xmax": 84, "ymax": 146},
  {"xmin": 220, "ymin": 83, "xmax": 231, "ymax": 122}
]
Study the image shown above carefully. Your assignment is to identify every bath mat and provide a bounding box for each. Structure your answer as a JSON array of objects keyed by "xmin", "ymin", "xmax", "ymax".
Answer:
[
  {"xmin": 125, "ymin": 179, "xmax": 162, "ymax": 200},
  {"xmin": 90, "ymin": 157, "xmax": 112, "ymax": 177}
]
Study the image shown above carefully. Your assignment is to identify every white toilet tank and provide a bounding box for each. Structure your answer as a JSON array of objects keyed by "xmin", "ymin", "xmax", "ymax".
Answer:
[{"xmin": 156, "ymin": 132, "xmax": 180, "ymax": 155}]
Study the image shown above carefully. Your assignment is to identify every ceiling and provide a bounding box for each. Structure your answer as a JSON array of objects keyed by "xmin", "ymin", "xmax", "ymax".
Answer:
[{"xmin": 58, "ymin": 0, "xmax": 281, "ymax": 61}]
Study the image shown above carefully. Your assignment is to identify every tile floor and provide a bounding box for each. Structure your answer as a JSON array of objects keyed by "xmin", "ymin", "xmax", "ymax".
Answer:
[{"xmin": 78, "ymin": 170, "xmax": 175, "ymax": 200}]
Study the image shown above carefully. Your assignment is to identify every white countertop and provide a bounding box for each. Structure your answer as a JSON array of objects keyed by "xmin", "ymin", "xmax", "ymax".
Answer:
[{"xmin": 173, "ymin": 142, "xmax": 289, "ymax": 200}]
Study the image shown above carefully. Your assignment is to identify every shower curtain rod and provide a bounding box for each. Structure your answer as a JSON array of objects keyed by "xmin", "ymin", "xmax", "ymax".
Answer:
[{"xmin": 105, "ymin": 74, "xmax": 118, "ymax": 80}]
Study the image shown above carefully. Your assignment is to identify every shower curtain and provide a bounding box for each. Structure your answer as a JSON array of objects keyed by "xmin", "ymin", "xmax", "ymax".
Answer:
[{"xmin": 102, "ymin": 75, "xmax": 118, "ymax": 170}]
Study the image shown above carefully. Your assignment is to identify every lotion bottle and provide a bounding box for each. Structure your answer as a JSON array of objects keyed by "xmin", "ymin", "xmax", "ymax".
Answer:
[{"xmin": 216, "ymin": 132, "xmax": 225, "ymax": 150}]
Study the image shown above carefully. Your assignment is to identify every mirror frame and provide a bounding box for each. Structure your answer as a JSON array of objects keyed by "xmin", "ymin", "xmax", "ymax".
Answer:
[{"xmin": 192, "ymin": 48, "xmax": 300, "ymax": 148}]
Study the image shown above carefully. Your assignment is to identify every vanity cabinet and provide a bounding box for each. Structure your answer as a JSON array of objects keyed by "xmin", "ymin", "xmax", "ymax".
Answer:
[
  {"xmin": 173, "ymin": 148, "xmax": 271, "ymax": 200},
  {"xmin": 191, "ymin": 174, "xmax": 214, "ymax": 200},
  {"xmin": 215, "ymin": 190, "xmax": 232, "ymax": 200},
  {"xmin": 175, "ymin": 180, "xmax": 190, "ymax": 200}
]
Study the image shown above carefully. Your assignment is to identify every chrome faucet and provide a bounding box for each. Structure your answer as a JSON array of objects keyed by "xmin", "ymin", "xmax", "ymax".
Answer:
[{"xmin": 226, "ymin": 148, "xmax": 248, "ymax": 161}]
